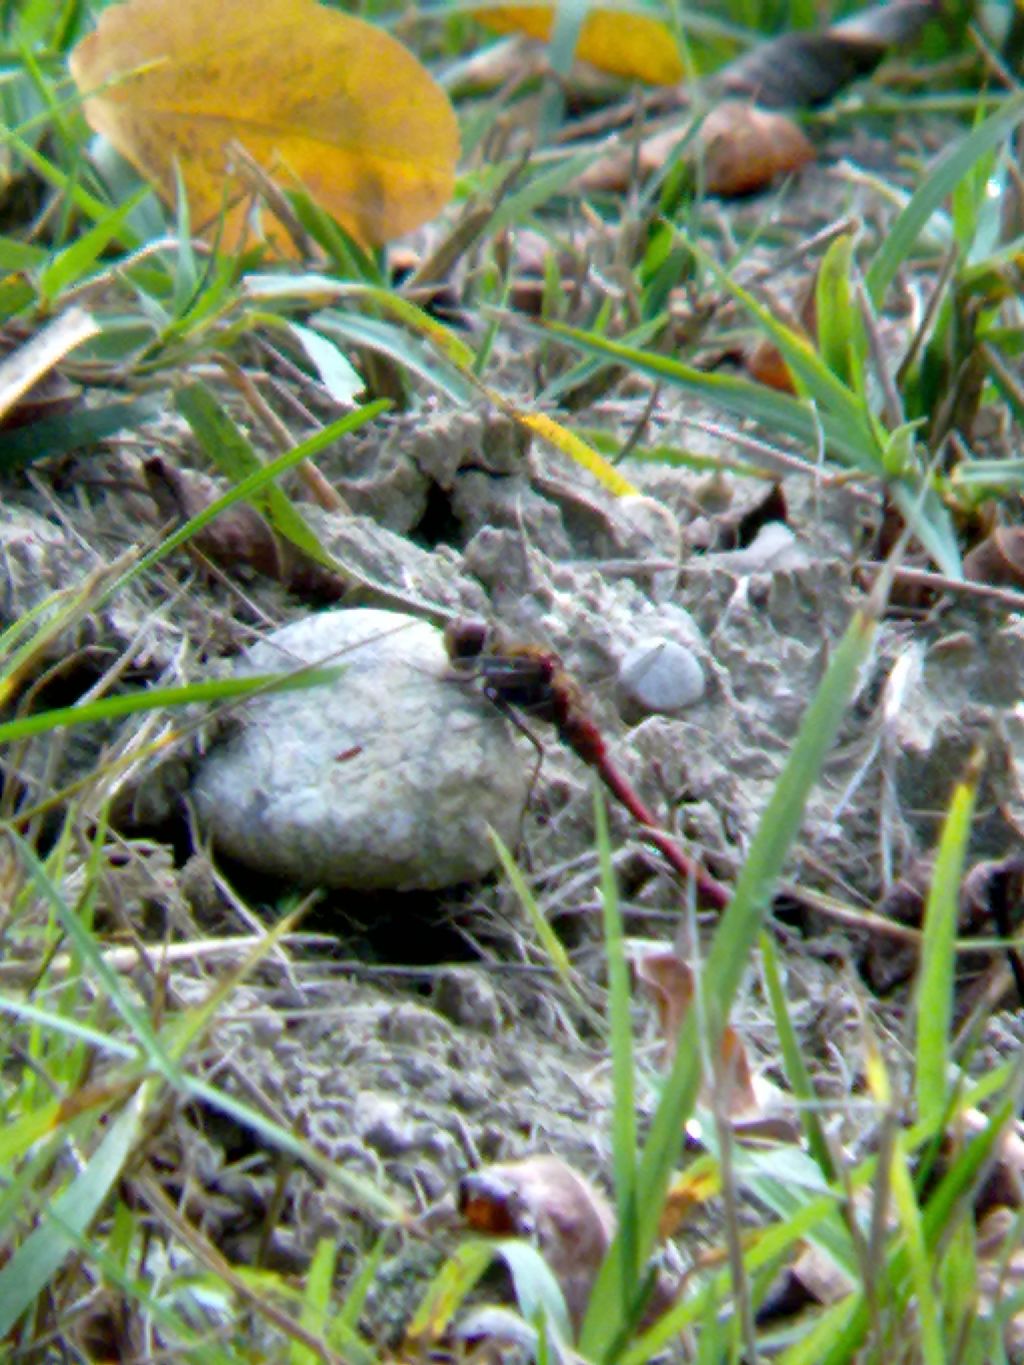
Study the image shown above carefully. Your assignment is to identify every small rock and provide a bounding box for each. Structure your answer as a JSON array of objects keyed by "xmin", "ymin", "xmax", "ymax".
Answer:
[
  {"xmin": 616, "ymin": 495, "xmax": 681, "ymax": 562},
  {"xmin": 357, "ymin": 1095, "xmax": 417, "ymax": 1156},
  {"xmin": 192, "ymin": 608, "xmax": 530, "ymax": 891},
  {"xmin": 617, "ymin": 636, "xmax": 706, "ymax": 717},
  {"xmin": 378, "ymin": 1002, "xmax": 453, "ymax": 1046},
  {"xmin": 433, "ymin": 967, "xmax": 503, "ymax": 1034},
  {"xmin": 709, "ymin": 521, "xmax": 810, "ymax": 574},
  {"xmin": 616, "ymin": 495, "xmax": 681, "ymax": 600}
]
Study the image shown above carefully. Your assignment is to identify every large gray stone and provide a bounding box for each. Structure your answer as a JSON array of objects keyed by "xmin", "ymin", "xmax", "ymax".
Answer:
[{"xmin": 192, "ymin": 609, "xmax": 530, "ymax": 890}]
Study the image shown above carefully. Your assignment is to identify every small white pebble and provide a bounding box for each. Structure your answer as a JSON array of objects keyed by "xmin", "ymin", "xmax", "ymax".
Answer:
[{"xmin": 617, "ymin": 636, "xmax": 706, "ymax": 716}]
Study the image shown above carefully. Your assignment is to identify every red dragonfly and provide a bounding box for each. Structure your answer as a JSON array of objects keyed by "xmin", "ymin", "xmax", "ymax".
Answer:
[{"xmin": 444, "ymin": 618, "xmax": 729, "ymax": 910}]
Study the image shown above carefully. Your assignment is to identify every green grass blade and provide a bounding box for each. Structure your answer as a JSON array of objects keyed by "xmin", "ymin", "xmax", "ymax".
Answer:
[
  {"xmin": 759, "ymin": 932, "xmax": 835, "ymax": 1181},
  {"xmin": 866, "ymin": 90, "xmax": 1024, "ymax": 307},
  {"xmin": 543, "ymin": 319, "xmax": 962, "ymax": 576},
  {"xmin": 405, "ymin": 1238, "xmax": 496, "ymax": 1341},
  {"xmin": 815, "ymin": 232, "xmax": 861, "ymax": 392},
  {"xmin": 250, "ymin": 278, "xmax": 476, "ymax": 372},
  {"xmin": 0, "ymin": 998, "xmax": 138, "ymax": 1071},
  {"xmin": 499, "ymin": 1238, "xmax": 573, "ymax": 1345},
  {"xmin": 915, "ymin": 747, "xmax": 983, "ymax": 1130},
  {"xmin": 332, "ymin": 1232, "xmax": 390, "ymax": 1341},
  {"xmin": 889, "ymin": 479, "xmax": 962, "ymax": 579},
  {"xmin": 817, "ymin": 1066, "xmax": 1024, "ymax": 1365},
  {"xmin": 0, "ymin": 238, "xmax": 47, "ymax": 271},
  {"xmin": 688, "ymin": 238, "xmax": 881, "ymax": 465},
  {"xmin": 0, "ymin": 1085, "xmax": 148, "ymax": 1336},
  {"xmin": 0, "ymin": 1090, "xmax": 115, "ymax": 1167},
  {"xmin": 175, "ymin": 380, "xmax": 340, "ymax": 572},
  {"xmin": 0, "ymin": 668, "xmax": 340, "ymax": 745},
  {"xmin": 181, "ymin": 1069, "xmax": 402, "ymax": 1222},
  {"xmin": 581, "ymin": 597, "xmax": 881, "ymax": 1358},
  {"xmin": 776, "ymin": 1296, "xmax": 862, "ymax": 1365},
  {"xmin": 289, "ymin": 322, "xmax": 364, "ymax": 403},
  {"xmin": 285, "ymin": 188, "xmax": 385, "ymax": 282},
  {"xmin": 0, "ymin": 974, "xmax": 403, "ymax": 1225},
  {"xmin": 595, "ymin": 789, "xmax": 640, "ymax": 1320},
  {"xmin": 543, "ymin": 0, "xmax": 591, "ymax": 131},
  {"xmin": 0, "ymin": 396, "xmax": 161, "ymax": 470},
  {"xmin": 890, "ymin": 1135, "xmax": 945, "ymax": 1365},
  {"xmin": 626, "ymin": 1189, "xmax": 853, "ymax": 1361},
  {"xmin": 537, "ymin": 312, "xmax": 666, "ymax": 406},
  {"xmin": 106, "ymin": 399, "xmax": 389, "ymax": 599},
  {"xmin": 542, "ymin": 319, "xmax": 879, "ymax": 468},
  {"xmin": 312, "ymin": 312, "xmax": 477, "ymax": 403},
  {"xmin": 169, "ymin": 160, "xmax": 199, "ymax": 314},
  {"xmin": 357, "ymin": 285, "xmax": 476, "ymax": 371},
  {"xmin": 9, "ymin": 831, "xmax": 181, "ymax": 1081},
  {"xmin": 922, "ymin": 1066, "xmax": 1024, "ymax": 1247},
  {"xmin": 292, "ymin": 1239, "xmax": 338, "ymax": 1365},
  {"xmin": 489, "ymin": 150, "xmax": 605, "ymax": 233},
  {"xmin": 952, "ymin": 458, "xmax": 1024, "ymax": 492},
  {"xmin": 0, "ymin": 120, "xmax": 131, "ymax": 233},
  {"xmin": 488, "ymin": 828, "xmax": 588, "ymax": 1013},
  {"xmin": 38, "ymin": 188, "xmax": 148, "ymax": 299}
]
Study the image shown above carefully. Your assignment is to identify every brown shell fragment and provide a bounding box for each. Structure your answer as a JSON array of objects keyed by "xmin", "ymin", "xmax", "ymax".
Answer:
[{"xmin": 963, "ymin": 526, "xmax": 1024, "ymax": 588}]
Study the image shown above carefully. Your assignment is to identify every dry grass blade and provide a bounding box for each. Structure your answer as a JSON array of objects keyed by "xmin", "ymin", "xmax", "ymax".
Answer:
[{"xmin": 0, "ymin": 308, "xmax": 98, "ymax": 422}]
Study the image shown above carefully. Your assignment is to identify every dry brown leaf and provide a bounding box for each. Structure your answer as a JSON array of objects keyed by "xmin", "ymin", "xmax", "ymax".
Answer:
[
  {"xmin": 458, "ymin": 1153, "xmax": 682, "ymax": 1330},
  {"xmin": 576, "ymin": 118, "xmax": 695, "ymax": 195},
  {"xmin": 747, "ymin": 279, "xmax": 818, "ymax": 393},
  {"xmin": 448, "ymin": 34, "xmax": 548, "ymax": 95},
  {"xmin": 578, "ymin": 100, "xmax": 814, "ymax": 198},
  {"xmin": 747, "ymin": 335, "xmax": 801, "ymax": 393},
  {"xmin": 632, "ymin": 943, "xmax": 798, "ymax": 1141},
  {"xmin": 961, "ymin": 855, "xmax": 1024, "ymax": 939},
  {"xmin": 495, "ymin": 227, "xmax": 587, "ymax": 318},
  {"xmin": 69, "ymin": 0, "xmax": 459, "ymax": 250},
  {"xmin": 566, "ymin": 0, "xmax": 934, "ymax": 199},
  {"xmin": 761, "ymin": 1107, "xmax": 1024, "ymax": 1332},
  {"xmin": 700, "ymin": 101, "xmax": 815, "ymax": 197},
  {"xmin": 757, "ymin": 1238, "xmax": 858, "ymax": 1324},
  {"xmin": 941, "ymin": 1107, "xmax": 1024, "ymax": 1218},
  {"xmin": 144, "ymin": 457, "xmax": 346, "ymax": 600},
  {"xmin": 789, "ymin": 1242, "xmax": 858, "ymax": 1305},
  {"xmin": 459, "ymin": 1155, "xmax": 614, "ymax": 1329},
  {"xmin": 864, "ymin": 853, "xmax": 1024, "ymax": 995},
  {"xmin": 476, "ymin": 7, "xmax": 683, "ymax": 85},
  {"xmin": 633, "ymin": 944, "xmax": 694, "ymax": 1060},
  {"xmin": 964, "ymin": 526, "xmax": 1024, "ymax": 588}
]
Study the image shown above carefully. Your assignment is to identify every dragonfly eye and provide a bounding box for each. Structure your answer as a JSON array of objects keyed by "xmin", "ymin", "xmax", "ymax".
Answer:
[{"xmin": 444, "ymin": 617, "xmax": 491, "ymax": 664}]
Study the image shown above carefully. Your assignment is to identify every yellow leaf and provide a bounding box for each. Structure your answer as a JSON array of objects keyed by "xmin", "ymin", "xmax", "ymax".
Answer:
[
  {"xmin": 515, "ymin": 410, "xmax": 639, "ymax": 496},
  {"xmin": 477, "ymin": 6, "xmax": 683, "ymax": 85},
  {"xmin": 68, "ymin": 0, "xmax": 459, "ymax": 249},
  {"xmin": 659, "ymin": 1157, "xmax": 720, "ymax": 1238}
]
